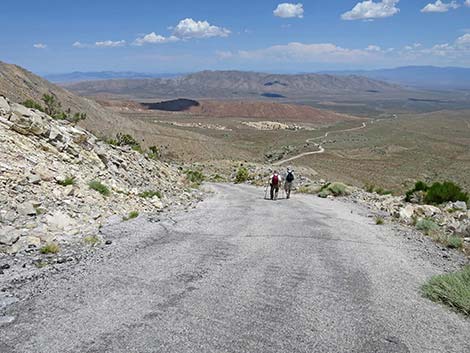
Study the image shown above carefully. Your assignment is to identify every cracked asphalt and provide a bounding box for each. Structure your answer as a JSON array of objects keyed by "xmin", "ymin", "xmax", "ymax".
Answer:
[{"xmin": 1, "ymin": 183, "xmax": 469, "ymax": 353}]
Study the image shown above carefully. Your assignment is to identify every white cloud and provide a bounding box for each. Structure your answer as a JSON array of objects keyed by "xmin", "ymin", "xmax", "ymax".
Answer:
[
  {"xmin": 273, "ymin": 3, "xmax": 304, "ymax": 18},
  {"xmin": 134, "ymin": 32, "xmax": 179, "ymax": 46},
  {"xmin": 341, "ymin": 0, "xmax": 400, "ymax": 20},
  {"xmin": 95, "ymin": 40, "xmax": 126, "ymax": 47},
  {"xmin": 33, "ymin": 43, "xmax": 47, "ymax": 49},
  {"xmin": 465, "ymin": 0, "xmax": 470, "ymax": 7},
  {"xmin": 421, "ymin": 1, "xmax": 459, "ymax": 13},
  {"xmin": 73, "ymin": 40, "xmax": 126, "ymax": 48},
  {"xmin": 172, "ymin": 18, "xmax": 231, "ymax": 39},
  {"xmin": 456, "ymin": 33, "xmax": 470, "ymax": 46},
  {"xmin": 365, "ymin": 45, "xmax": 382, "ymax": 51}
]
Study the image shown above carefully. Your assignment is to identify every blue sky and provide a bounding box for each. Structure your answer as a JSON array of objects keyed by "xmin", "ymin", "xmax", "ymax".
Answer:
[{"xmin": 1, "ymin": 0, "xmax": 470, "ymax": 74}]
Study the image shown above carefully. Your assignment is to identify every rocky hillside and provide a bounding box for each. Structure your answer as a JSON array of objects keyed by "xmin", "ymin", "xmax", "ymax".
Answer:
[
  {"xmin": 0, "ymin": 96, "xmax": 197, "ymax": 255},
  {"xmin": 63, "ymin": 70, "xmax": 404, "ymax": 99},
  {"xmin": 0, "ymin": 61, "xmax": 133, "ymax": 138}
]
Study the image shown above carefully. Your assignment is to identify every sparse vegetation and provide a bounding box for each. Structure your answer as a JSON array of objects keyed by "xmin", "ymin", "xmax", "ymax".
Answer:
[
  {"xmin": 327, "ymin": 182, "xmax": 348, "ymax": 196},
  {"xmin": 416, "ymin": 219, "xmax": 439, "ymax": 235},
  {"xmin": 235, "ymin": 167, "xmax": 249, "ymax": 184},
  {"xmin": 88, "ymin": 180, "xmax": 111, "ymax": 197},
  {"xmin": 424, "ymin": 181, "xmax": 468, "ymax": 205},
  {"xmin": 375, "ymin": 217, "xmax": 384, "ymax": 225},
  {"xmin": 422, "ymin": 266, "xmax": 470, "ymax": 316},
  {"xmin": 40, "ymin": 243, "xmax": 60, "ymax": 254},
  {"xmin": 123, "ymin": 211, "xmax": 139, "ymax": 221},
  {"xmin": 83, "ymin": 235, "xmax": 101, "ymax": 246},
  {"xmin": 23, "ymin": 99, "xmax": 44, "ymax": 112},
  {"xmin": 139, "ymin": 190, "xmax": 162, "ymax": 199},
  {"xmin": 185, "ymin": 170, "xmax": 205, "ymax": 186},
  {"xmin": 365, "ymin": 183, "xmax": 375, "ymax": 193},
  {"xmin": 405, "ymin": 180, "xmax": 468, "ymax": 205},
  {"xmin": 447, "ymin": 236, "xmax": 464, "ymax": 250},
  {"xmin": 57, "ymin": 176, "xmax": 76, "ymax": 186},
  {"xmin": 210, "ymin": 174, "xmax": 225, "ymax": 182}
]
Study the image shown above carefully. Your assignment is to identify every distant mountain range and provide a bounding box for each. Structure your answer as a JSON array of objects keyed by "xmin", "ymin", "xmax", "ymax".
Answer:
[
  {"xmin": 320, "ymin": 66, "xmax": 470, "ymax": 90},
  {"xmin": 44, "ymin": 71, "xmax": 181, "ymax": 83},
  {"xmin": 63, "ymin": 70, "xmax": 403, "ymax": 100}
]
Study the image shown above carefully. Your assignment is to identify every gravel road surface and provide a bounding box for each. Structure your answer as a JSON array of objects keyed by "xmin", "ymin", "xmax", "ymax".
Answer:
[{"xmin": 1, "ymin": 184, "xmax": 469, "ymax": 353}]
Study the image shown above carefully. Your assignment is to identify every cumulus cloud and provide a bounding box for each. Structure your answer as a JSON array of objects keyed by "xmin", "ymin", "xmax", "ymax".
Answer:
[
  {"xmin": 456, "ymin": 33, "xmax": 470, "ymax": 46},
  {"xmin": 365, "ymin": 45, "xmax": 382, "ymax": 51},
  {"xmin": 95, "ymin": 40, "xmax": 126, "ymax": 47},
  {"xmin": 341, "ymin": 0, "xmax": 400, "ymax": 20},
  {"xmin": 466, "ymin": 0, "xmax": 470, "ymax": 7},
  {"xmin": 273, "ymin": 3, "xmax": 304, "ymax": 18},
  {"xmin": 173, "ymin": 18, "xmax": 231, "ymax": 39},
  {"xmin": 33, "ymin": 43, "xmax": 47, "ymax": 49},
  {"xmin": 421, "ymin": 1, "xmax": 460, "ymax": 13},
  {"xmin": 134, "ymin": 32, "xmax": 179, "ymax": 46}
]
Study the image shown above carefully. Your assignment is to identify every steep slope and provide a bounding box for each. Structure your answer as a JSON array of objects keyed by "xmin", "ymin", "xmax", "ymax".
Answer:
[
  {"xmin": 0, "ymin": 96, "xmax": 196, "ymax": 255},
  {"xmin": 63, "ymin": 70, "xmax": 404, "ymax": 99},
  {"xmin": 0, "ymin": 61, "xmax": 131, "ymax": 136}
]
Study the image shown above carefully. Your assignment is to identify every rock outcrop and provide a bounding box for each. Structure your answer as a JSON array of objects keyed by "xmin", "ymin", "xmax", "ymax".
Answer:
[{"xmin": 0, "ymin": 96, "xmax": 196, "ymax": 254}]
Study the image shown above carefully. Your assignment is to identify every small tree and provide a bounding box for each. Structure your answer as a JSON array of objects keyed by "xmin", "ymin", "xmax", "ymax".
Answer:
[{"xmin": 42, "ymin": 94, "xmax": 62, "ymax": 117}]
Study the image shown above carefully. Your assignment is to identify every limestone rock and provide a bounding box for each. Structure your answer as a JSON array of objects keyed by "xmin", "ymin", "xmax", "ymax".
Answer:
[
  {"xmin": 17, "ymin": 202, "xmax": 37, "ymax": 216},
  {"xmin": 0, "ymin": 227, "xmax": 20, "ymax": 245}
]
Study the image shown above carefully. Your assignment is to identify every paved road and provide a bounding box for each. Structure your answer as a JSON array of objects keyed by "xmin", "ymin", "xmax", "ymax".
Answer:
[{"xmin": 2, "ymin": 184, "xmax": 470, "ymax": 353}]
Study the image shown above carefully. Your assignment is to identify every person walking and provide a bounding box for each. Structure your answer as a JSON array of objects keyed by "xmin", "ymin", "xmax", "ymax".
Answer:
[
  {"xmin": 284, "ymin": 168, "xmax": 295, "ymax": 199},
  {"xmin": 269, "ymin": 170, "xmax": 282, "ymax": 200}
]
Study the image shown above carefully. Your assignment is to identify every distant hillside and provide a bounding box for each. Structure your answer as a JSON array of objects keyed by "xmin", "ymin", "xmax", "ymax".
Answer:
[
  {"xmin": 64, "ymin": 70, "xmax": 403, "ymax": 100},
  {"xmin": 321, "ymin": 66, "xmax": 470, "ymax": 90},
  {"xmin": 141, "ymin": 99, "xmax": 362, "ymax": 124},
  {"xmin": 44, "ymin": 71, "xmax": 180, "ymax": 83},
  {"xmin": 0, "ymin": 61, "xmax": 132, "ymax": 135}
]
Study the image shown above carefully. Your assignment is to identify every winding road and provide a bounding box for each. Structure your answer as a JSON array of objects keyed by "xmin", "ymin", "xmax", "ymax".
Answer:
[
  {"xmin": 1, "ymin": 184, "xmax": 469, "ymax": 353},
  {"xmin": 274, "ymin": 122, "xmax": 367, "ymax": 166}
]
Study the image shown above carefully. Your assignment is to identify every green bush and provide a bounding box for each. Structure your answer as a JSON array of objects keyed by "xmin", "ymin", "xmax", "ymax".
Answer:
[
  {"xmin": 328, "ymin": 182, "xmax": 348, "ymax": 196},
  {"xmin": 83, "ymin": 235, "xmax": 101, "ymax": 246},
  {"xmin": 422, "ymin": 266, "xmax": 470, "ymax": 316},
  {"xmin": 185, "ymin": 170, "xmax": 205, "ymax": 186},
  {"xmin": 147, "ymin": 146, "xmax": 160, "ymax": 160},
  {"xmin": 57, "ymin": 176, "xmax": 76, "ymax": 186},
  {"xmin": 447, "ymin": 236, "xmax": 464, "ymax": 249},
  {"xmin": 123, "ymin": 211, "xmax": 139, "ymax": 221},
  {"xmin": 416, "ymin": 219, "xmax": 439, "ymax": 234},
  {"xmin": 88, "ymin": 180, "xmax": 111, "ymax": 197},
  {"xmin": 235, "ymin": 167, "xmax": 249, "ymax": 184},
  {"xmin": 364, "ymin": 183, "xmax": 375, "ymax": 193},
  {"xmin": 424, "ymin": 181, "xmax": 469, "ymax": 205},
  {"xmin": 23, "ymin": 99, "xmax": 44, "ymax": 112},
  {"xmin": 405, "ymin": 181, "xmax": 429, "ymax": 202},
  {"xmin": 375, "ymin": 217, "xmax": 384, "ymax": 225},
  {"xmin": 40, "ymin": 243, "xmax": 60, "ymax": 254},
  {"xmin": 139, "ymin": 190, "xmax": 162, "ymax": 199}
]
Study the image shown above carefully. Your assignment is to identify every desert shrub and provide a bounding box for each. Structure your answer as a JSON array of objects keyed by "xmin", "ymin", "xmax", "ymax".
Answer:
[
  {"xmin": 235, "ymin": 167, "xmax": 249, "ymax": 184},
  {"xmin": 185, "ymin": 170, "xmax": 205, "ymax": 186},
  {"xmin": 328, "ymin": 182, "xmax": 348, "ymax": 196},
  {"xmin": 447, "ymin": 236, "xmax": 464, "ymax": 249},
  {"xmin": 83, "ymin": 235, "xmax": 100, "ymax": 246},
  {"xmin": 365, "ymin": 183, "xmax": 375, "ymax": 193},
  {"xmin": 57, "ymin": 176, "xmax": 76, "ymax": 186},
  {"xmin": 147, "ymin": 146, "xmax": 160, "ymax": 160},
  {"xmin": 416, "ymin": 219, "xmax": 439, "ymax": 234},
  {"xmin": 210, "ymin": 174, "xmax": 225, "ymax": 182},
  {"xmin": 23, "ymin": 99, "xmax": 44, "ymax": 112},
  {"xmin": 123, "ymin": 211, "xmax": 139, "ymax": 221},
  {"xmin": 40, "ymin": 243, "xmax": 60, "ymax": 254},
  {"xmin": 42, "ymin": 94, "xmax": 62, "ymax": 117},
  {"xmin": 318, "ymin": 189, "xmax": 331, "ymax": 198},
  {"xmin": 139, "ymin": 190, "xmax": 162, "ymax": 199},
  {"xmin": 422, "ymin": 266, "xmax": 470, "ymax": 316},
  {"xmin": 424, "ymin": 181, "xmax": 469, "ymax": 205},
  {"xmin": 375, "ymin": 217, "xmax": 384, "ymax": 225},
  {"xmin": 375, "ymin": 187, "xmax": 393, "ymax": 196},
  {"xmin": 88, "ymin": 180, "xmax": 111, "ymax": 197},
  {"xmin": 405, "ymin": 181, "xmax": 429, "ymax": 202}
]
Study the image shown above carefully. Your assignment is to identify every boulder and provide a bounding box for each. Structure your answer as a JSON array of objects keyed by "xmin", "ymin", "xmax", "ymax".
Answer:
[
  {"xmin": 453, "ymin": 201, "xmax": 467, "ymax": 211},
  {"xmin": 0, "ymin": 226, "xmax": 19, "ymax": 245},
  {"xmin": 399, "ymin": 205, "xmax": 416, "ymax": 223},
  {"xmin": 0, "ymin": 96, "xmax": 11, "ymax": 115},
  {"xmin": 17, "ymin": 202, "xmax": 37, "ymax": 216},
  {"xmin": 45, "ymin": 211, "xmax": 76, "ymax": 230}
]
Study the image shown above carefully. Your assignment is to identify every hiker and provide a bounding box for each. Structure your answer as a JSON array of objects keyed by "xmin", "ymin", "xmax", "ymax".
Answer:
[
  {"xmin": 284, "ymin": 168, "xmax": 295, "ymax": 199},
  {"xmin": 269, "ymin": 170, "xmax": 282, "ymax": 200}
]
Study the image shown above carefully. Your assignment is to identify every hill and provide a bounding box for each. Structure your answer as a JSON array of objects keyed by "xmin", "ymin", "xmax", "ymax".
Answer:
[
  {"xmin": 321, "ymin": 66, "xmax": 470, "ymax": 90},
  {"xmin": 0, "ymin": 61, "xmax": 132, "ymax": 136},
  {"xmin": 63, "ymin": 70, "xmax": 404, "ymax": 100}
]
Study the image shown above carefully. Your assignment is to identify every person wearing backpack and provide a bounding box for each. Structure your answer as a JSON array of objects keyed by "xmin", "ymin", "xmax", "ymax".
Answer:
[
  {"xmin": 284, "ymin": 168, "xmax": 295, "ymax": 199},
  {"xmin": 269, "ymin": 170, "xmax": 282, "ymax": 200}
]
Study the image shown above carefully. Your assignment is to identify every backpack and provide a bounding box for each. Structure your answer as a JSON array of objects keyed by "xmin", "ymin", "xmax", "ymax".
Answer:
[
  {"xmin": 286, "ymin": 171, "xmax": 294, "ymax": 182},
  {"xmin": 272, "ymin": 174, "xmax": 279, "ymax": 186}
]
